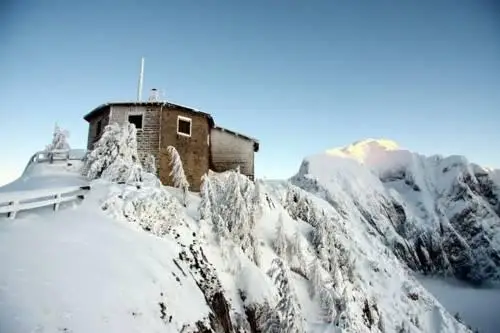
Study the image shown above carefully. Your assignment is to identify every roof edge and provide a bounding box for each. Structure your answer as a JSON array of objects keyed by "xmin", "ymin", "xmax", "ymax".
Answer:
[{"xmin": 83, "ymin": 101, "xmax": 215, "ymax": 127}]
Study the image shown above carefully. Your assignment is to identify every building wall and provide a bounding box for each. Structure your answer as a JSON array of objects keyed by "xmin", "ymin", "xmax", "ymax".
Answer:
[
  {"xmin": 85, "ymin": 103, "xmax": 258, "ymax": 190},
  {"xmin": 210, "ymin": 128, "xmax": 255, "ymax": 179},
  {"xmin": 109, "ymin": 105, "xmax": 161, "ymax": 172},
  {"xmin": 159, "ymin": 106, "xmax": 210, "ymax": 191},
  {"xmin": 86, "ymin": 108, "xmax": 110, "ymax": 150}
]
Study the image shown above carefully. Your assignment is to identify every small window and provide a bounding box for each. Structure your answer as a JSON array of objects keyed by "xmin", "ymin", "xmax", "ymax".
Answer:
[
  {"xmin": 177, "ymin": 116, "xmax": 192, "ymax": 137},
  {"xmin": 128, "ymin": 114, "xmax": 143, "ymax": 130},
  {"xmin": 96, "ymin": 120, "xmax": 102, "ymax": 136}
]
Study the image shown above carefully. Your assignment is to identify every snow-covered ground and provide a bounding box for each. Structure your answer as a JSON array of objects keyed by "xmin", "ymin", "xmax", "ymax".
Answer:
[
  {"xmin": 418, "ymin": 275, "xmax": 500, "ymax": 333},
  {"xmin": 0, "ymin": 151, "xmax": 88, "ymax": 194},
  {"xmin": 3, "ymin": 136, "xmax": 500, "ymax": 332},
  {"xmin": 0, "ymin": 183, "xmax": 211, "ymax": 333},
  {"xmin": 0, "ymin": 152, "xmax": 473, "ymax": 332}
]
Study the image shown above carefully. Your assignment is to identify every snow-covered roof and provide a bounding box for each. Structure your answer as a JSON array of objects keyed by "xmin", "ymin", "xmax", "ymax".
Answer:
[
  {"xmin": 83, "ymin": 101, "xmax": 260, "ymax": 152},
  {"xmin": 214, "ymin": 126, "xmax": 260, "ymax": 152},
  {"xmin": 83, "ymin": 101, "xmax": 215, "ymax": 127}
]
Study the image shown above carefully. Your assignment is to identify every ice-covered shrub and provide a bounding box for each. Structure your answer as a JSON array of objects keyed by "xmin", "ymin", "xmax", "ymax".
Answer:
[{"xmin": 102, "ymin": 186, "xmax": 184, "ymax": 236}]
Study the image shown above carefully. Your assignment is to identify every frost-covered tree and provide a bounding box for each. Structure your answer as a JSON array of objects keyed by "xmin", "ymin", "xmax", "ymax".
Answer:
[
  {"xmin": 46, "ymin": 124, "xmax": 70, "ymax": 152},
  {"xmin": 219, "ymin": 236, "xmax": 231, "ymax": 263},
  {"xmin": 337, "ymin": 248, "xmax": 357, "ymax": 283},
  {"xmin": 312, "ymin": 216, "xmax": 330, "ymax": 263},
  {"xmin": 225, "ymin": 173, "xmax": 246, "ymax": 232},
  {"xmin": 261, "ymin": 258, "xmax": 305, "ymax": 333},
  {"xmin": 308, "ymin": 258, "xmax": 324, "ymax": 298},
  {"xmin": 143, "ymin": 154, "xmax": 157, "ymax": 174},
  {"xmin": 331, "ymin": 259, "xmax": 344, "ymax": 291},
  {"xmin": 212, "ymin": 213, "xmax": 228, "ymax": 241},
  {"xmin": 250, "ymin": 233, "xmax": 262, "ymax": 267},
  {"xmin": 83, "ymin": 122, "xmax": 142, "ymax": 183},
  {"xmin": 204, "ymin": 169, "xmax": 258, "ymax": 259},
  {"xmin": 45, "ymin": 124, "xmax": 70, "ymax": 162},
  {"xmin": 214, "ymin": 172, "xmax": 252, "ymax": 250},
  {"xmin": 166, "ymin": 145, "xmax": 189, "ymax": 206},
  {"xmin": 273, "ymin": 213, "xmax": 287, "ymax": 258},
  {"xmin": 318, "ymin": 286, "xmax": 336, "ymax": 323},
  {"xmin": 289, "ymin": 229, "xmax": 305, "ymax": 267},
  {"xmin": 199, "ymin": 173, "xmax": 213, "ymax": 222},
  {"xmin": 230, "ymin": 174, "xmax": 253, "ymax": 255},
  {"xmin": 335, "ymin": 284, "xmax": 355, "ymax": 330},
  {"xmin": 252, "ymin": 179, "xmax": 263, "ymax": 219},
  {"xmin": 283, "ymin": 183, "xmax": 322, "ymax": 228}
]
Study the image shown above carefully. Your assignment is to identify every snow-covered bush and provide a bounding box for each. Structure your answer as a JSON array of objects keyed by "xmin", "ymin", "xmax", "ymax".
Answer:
[
  {"xmin": 83, "ymin": 122, "xmax": 143, "ymax": 184},
  {"xmin": 102, "ymin": 185, "xmax": 184, "ymax": 236},
  {"xmin": 166, "ymin": 145, "xmax": 189, "ymax": 206}
]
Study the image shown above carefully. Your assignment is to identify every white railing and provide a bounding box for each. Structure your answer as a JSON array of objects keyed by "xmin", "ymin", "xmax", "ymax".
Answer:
[
  {"xmin": 0, "ymin": 185, "xmax": 91, "ymax": 219},
  {"xmin": 22, "ymin": 149, "xmax": 87, "ymax": 176}
]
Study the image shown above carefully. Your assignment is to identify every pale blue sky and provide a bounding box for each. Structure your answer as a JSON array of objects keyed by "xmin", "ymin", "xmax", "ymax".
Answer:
[{"xmin": 1, "ymin": 0, "xmax": 499, "ymax": 184}]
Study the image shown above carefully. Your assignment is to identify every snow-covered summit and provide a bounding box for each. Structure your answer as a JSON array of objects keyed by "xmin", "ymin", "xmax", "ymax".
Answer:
[
  {"xmin": 326, "ymin": 138, "xmax": 401, "ymax": 161},
  {"xmin": 324, "ymin": 138, "xmax": 408, "ymax": 171},
  {"xmin": 294, "ymin": 140, "xmax": 500, "ymax": 286}
]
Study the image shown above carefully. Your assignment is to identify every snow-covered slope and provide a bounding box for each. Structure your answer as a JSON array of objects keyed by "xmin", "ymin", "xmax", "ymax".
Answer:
[
  {"xmin": 0, "ymin": 184, "xmax": 211, "ymax": 332},
  {"xmin": 0, "ymin": 161, "xmax": 472, "ymax": 332},
  {"xmin": 292, "ymin": 139, "xmax": 500, "ymax": 285}
]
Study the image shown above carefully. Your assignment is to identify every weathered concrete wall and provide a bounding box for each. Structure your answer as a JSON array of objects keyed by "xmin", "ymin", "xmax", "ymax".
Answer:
[
  {"xmin": 159, "ymin": 106, "xmax": 210, "ymax": 191},
  {"xmin": 210, "ymin": 128, "xmax": 255, "ymax": 179},
  {"xmin": 86, "ymin": 107, "xmax": 110, "ymax": 150},
  {"xmin": 109, "ymin": 105, "xmax": 161, "ymax": 172}
]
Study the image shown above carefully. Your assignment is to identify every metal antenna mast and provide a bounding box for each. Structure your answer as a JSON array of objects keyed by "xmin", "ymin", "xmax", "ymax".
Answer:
[{"xmin": 137, "ymin": 57, "xmax": 145, "ymax": 101}]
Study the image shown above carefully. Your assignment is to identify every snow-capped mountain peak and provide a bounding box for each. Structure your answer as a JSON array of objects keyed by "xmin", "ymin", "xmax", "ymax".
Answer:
[
  {"xmin": 326, "ymin": 138, "xmax": 402, "ymax": 165},
  {"xmin": 326, "ymin": 139, "xmax": 411, "ymax": 168}
]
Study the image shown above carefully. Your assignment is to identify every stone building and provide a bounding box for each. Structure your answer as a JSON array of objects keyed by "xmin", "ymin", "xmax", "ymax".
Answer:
[{"xmin": 83, "ymin": 97, "xmax": 259, "ymax": 191}]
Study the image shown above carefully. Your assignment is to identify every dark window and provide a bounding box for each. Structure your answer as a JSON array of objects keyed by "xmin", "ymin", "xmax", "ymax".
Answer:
[
  {"xmin": 177, "ymin": 117, "xmax": 191, "ymax": 136},
  {"xmin": 128, "ymin": 114, "xmax": 143, "ymax": 129},
  {"xmin": 96, "ymin": 120, "xmax": 102, "ymax": 136}
]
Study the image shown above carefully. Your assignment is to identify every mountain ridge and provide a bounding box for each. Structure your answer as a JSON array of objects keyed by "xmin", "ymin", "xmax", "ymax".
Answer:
[{"xmin": 293, "ymin": 141, "xmax": 500, "ymax": 285}]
